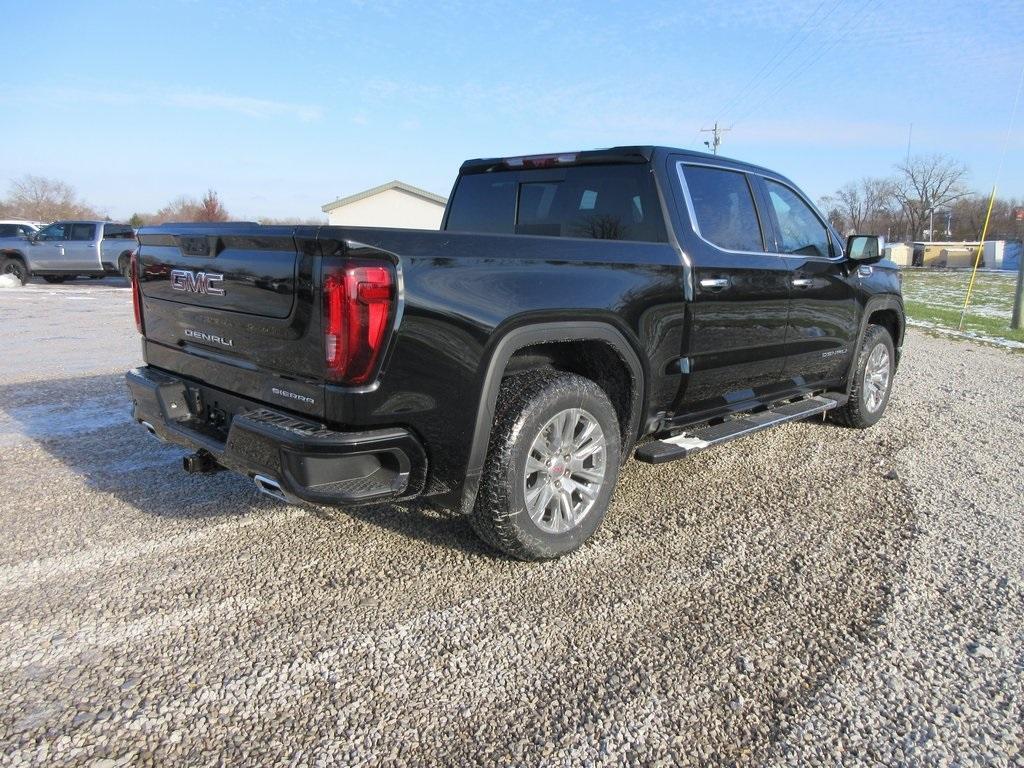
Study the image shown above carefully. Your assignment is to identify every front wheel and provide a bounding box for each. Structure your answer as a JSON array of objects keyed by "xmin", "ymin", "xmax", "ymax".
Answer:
[
  {"xmin": 830, "ymin": 324, "xmax": 895, "ymax": 429},
  {"xmin": 470, "ymin": 371, "xmax": 621, "ymax": 560},
  {"xmin": 1, "ymin": 257, "xmax": 29, "ymax": 285}
]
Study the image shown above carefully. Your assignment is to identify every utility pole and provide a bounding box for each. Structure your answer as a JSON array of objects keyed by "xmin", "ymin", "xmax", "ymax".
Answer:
[{"xmin": 701, "ymin": 122, "xmax": 730, "ymax": 155}]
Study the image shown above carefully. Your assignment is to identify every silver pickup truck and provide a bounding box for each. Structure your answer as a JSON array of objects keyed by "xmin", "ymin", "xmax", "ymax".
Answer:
[{"xmin": 0, "ymin": 220, "xmax": 137, "ymax": 284}]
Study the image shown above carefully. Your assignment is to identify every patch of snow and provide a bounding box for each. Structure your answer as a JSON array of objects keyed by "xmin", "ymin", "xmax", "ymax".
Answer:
[
  {"xmin": 907, "ymin": 319, "xmax": 1024, "ymax": 350},
  {"xmin": 0, "ymin": 274, "xmax": 22, "ymax": 289}
]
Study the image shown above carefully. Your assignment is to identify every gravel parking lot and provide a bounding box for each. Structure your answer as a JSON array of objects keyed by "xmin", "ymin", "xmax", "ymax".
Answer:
[{"xmin": 1, "ymin": 278, "xmax": 1022, "ymax": 766}]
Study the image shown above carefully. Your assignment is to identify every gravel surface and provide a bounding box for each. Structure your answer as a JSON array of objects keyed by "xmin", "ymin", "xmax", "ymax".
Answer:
[{"xmin": 0, "ymin": 279, "xmax": 1022, "ymax": 766}]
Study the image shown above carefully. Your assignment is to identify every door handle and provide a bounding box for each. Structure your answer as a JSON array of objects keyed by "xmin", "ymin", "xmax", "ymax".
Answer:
[
  {"xmin": 699, "ymin": 277, "xmax": 730, "ymax": 291},
  {"xmin": 791, "ymin": 278, "xmax": 812, "ymax": 288}
]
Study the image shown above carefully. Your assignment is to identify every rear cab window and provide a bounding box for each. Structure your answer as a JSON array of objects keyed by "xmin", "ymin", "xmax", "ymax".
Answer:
[
  {"xmin": 103, "ymin": 224, "xmax": 135, "ymax": 240},
  {"xmin": 445, "ymin": 164, "xmax": 667, "ymax": 243}
]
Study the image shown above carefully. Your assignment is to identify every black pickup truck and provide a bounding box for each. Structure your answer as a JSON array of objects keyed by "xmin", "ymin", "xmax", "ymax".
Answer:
[{"xmin": 126, "ymin": 146, "xmax": 903, "ymax": 559}]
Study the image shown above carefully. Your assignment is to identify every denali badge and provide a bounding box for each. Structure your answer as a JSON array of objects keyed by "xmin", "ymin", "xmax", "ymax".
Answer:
[
  {"xmin": 170, "ymin": 269, "xmax": 225, "ymax": 296},
  {"xmin": 184, "ymin": 328, "xmax": 234, "ymax": 347}
]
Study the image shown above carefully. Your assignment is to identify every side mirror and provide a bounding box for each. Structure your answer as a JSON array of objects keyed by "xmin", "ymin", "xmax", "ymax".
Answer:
[{"xmin": 846, "ymin": 234, "xmax": 884, "ymax": 263}]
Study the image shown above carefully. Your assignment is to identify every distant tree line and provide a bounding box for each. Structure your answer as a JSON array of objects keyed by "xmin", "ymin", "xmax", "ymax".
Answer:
[
  {"xmin": 0, "ymin": 175, "xmax": 324, "ymax": 227},
  {"xmin": 819, "ymin": 154, "xmax": 1023, "ymax": 243}
]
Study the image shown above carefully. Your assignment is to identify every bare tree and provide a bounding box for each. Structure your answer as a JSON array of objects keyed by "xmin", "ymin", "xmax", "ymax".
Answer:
[
  {"xmin": 0, "ymin": 175, "xmax": 102, "ymax": 222},
  {"xmin": 257, "ymin": 216, "xmax": 328, "ymax": 225},
  {"xmin": 196, "ymin": 189, "xmax": 229, "ymax": 222},
  {"xmin": 155, "ymin": 196, "xmax": 201, "ymax": 223},
  {"xmin": 892, "ymin": 154, "xmax": 969, "ymax": 241},
  {"xmin": 822, "ymin": 177, "xmax": 894, "ymax": 234},
  {"xmin": 154, "ymin": 190, "xmax": 230, "ymax": 223}
]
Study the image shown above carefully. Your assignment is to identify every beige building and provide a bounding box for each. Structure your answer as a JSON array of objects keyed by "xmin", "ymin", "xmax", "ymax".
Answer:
[{"xmin": 321, "ymin": 180, "xmax": 447, "ymax": 229}]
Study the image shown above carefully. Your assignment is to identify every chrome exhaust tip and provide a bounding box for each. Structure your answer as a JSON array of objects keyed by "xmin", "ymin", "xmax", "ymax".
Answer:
[{"xmin": 253, "ymin": 474, "xmax": 291, "ymax": 504}]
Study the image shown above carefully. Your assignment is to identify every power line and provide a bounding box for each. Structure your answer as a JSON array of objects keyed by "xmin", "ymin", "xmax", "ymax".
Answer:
[
  {"xmin": 728, "ymin": 0, "xmax": 880, "ymax": 129},
  {"xmin": 714, "ymin": 0, "xmax": 842, "ymax": 122}
]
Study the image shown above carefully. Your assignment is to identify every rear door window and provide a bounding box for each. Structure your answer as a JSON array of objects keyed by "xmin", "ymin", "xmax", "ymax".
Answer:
[
  {"xmin": 68, "ymin": 223, "xmax": 97, "ymax": 241},
  {"xmin": 679, "ymin": 165, "xmax": 765, "ymax": 252}
]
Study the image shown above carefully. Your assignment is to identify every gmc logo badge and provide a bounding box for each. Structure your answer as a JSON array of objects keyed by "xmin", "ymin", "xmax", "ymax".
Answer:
[{"xmin": 170, "ymin": 269, "xmax": 225, "ymax": 296}]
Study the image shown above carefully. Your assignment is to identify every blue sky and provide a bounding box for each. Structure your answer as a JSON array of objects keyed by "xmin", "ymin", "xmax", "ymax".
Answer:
[{"xmin": 3, "ymin": 0, "xmax": 1022, "ymax": 220}]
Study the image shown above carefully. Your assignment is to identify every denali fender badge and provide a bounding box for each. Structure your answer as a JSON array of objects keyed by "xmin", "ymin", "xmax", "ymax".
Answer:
[
  {"xmin": 271, "ymin": 387, "xmax": 315, "ymax": 405},
  {"xmin": 170, "ymin": 268, "xmax": 225, "ymax": 296},
  {"xmin": 184, "ymin": 328, "xmax": 234, "ymax": 347}
]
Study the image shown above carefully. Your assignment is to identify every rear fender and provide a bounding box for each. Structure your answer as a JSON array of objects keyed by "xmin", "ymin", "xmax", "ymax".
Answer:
[{"xmin": 459, "ymin": 321, "xmax": 644, "ymax": 514}]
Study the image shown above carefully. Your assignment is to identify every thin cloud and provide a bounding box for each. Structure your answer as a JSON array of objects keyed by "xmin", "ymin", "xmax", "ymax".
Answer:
[
  {"xmin": 3, "ymin": 85, "xmax": 322, "ymax": 122},
  {"xmin": 164, "ymin": 90, "xmax": 322, "ymax": 121}
]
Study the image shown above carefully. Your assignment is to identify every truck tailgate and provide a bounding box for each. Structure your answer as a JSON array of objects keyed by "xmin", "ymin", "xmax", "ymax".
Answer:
[
  {"xmin": 136, "ymin": 224, "xmax": 326, "ymax": 416},
  {"xmin": 138, "ymin": 225, "xmax": 301, "ymax": 318}
]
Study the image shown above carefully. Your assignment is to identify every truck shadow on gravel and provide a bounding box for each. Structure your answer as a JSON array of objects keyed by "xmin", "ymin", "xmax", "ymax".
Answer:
[{"xmin": 0, "ymin": 372, "xmax": 493, "ymax": 557}]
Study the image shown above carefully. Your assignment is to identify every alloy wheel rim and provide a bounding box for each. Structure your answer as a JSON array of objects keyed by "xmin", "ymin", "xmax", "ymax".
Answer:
[
  {"xmin": 863, "ymin": 344, "xmax": 891, "ymax": 412},
  {"xmin": 523, "ymin": 407, "xmax": 607, "ymax": 534}
]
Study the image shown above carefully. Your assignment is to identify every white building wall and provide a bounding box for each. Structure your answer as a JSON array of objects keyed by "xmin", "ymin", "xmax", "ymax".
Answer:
[
  {"xmin": 984, "ymin": 240, "xmax": 1004, "ymax": 269},
  {"xmin": 326, "ymin": 189, "xmax": 445, "ymax": 229}
]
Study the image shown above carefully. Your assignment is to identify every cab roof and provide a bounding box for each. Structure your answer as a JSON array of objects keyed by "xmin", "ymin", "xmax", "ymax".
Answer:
[{"xmin": 459, "ymin": 145, "xmax": 780, "ymax": 179}]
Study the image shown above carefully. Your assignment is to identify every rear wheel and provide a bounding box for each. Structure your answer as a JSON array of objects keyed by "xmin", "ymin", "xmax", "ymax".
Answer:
[
  {"xmin": 830, "ymin": 324, "xmax": 895, "ymax": 429},
  {"xmin": 1, "ymin": 257, "xmax": 28, "ymax": 285},
  {"xmin": 470, "ymin": 371, "xmax": 621, "ymax": 560},
  {"xmin": 119, "ymin": 254, "xmax": 131, "ymax": 279}
]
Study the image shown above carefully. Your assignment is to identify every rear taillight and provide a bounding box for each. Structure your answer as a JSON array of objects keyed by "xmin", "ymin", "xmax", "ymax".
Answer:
[
  {"xmin": 130, "ymin": 249, "xmax": 144, "ymax": 334},
  {"xmin": 323, "ymin": 261, "xmax": 395, "ymax": 385}
]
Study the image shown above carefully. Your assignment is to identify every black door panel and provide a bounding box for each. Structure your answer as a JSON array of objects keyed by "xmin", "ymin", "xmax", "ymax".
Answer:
[
  {"xmin": 755, "ymin": 177, "xmax": 859, "ymax": 386},
  {"xmin": 781, "ymin": 257, "xmax": 858, "ymax": 383},
  {"xmin": 669, "ymin": 159, "xmax": 792, "ymax": 412}
]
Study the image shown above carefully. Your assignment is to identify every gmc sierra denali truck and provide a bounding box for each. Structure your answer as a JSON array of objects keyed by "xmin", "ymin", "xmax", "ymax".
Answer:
[{"xmin": 125, "ymin": 146, "xmax": 903, "ymax": 560}]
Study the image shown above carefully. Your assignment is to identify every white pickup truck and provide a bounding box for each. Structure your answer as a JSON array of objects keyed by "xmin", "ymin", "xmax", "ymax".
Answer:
[{"xmin": 0, "ymin": 220, "xmax": 137, "ymax": 284}]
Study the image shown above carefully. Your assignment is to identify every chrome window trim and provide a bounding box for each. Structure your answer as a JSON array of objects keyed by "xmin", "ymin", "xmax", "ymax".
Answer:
[{"xmin": 676, "ymin": 160, "xmax": 846, "ymax": 262}]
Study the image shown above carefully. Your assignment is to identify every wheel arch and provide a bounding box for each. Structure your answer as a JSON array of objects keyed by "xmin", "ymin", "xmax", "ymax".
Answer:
[
  {"xmin": 846, "ymin": 295, "xmax": 904, "ymax": 391},
  {"xmin": 1, "ymin": 249, "xmax": 28, "ymax": 263},
  {"xmin": 460, "ymin": 321, "xmax": 645, "ymax": 514}
]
